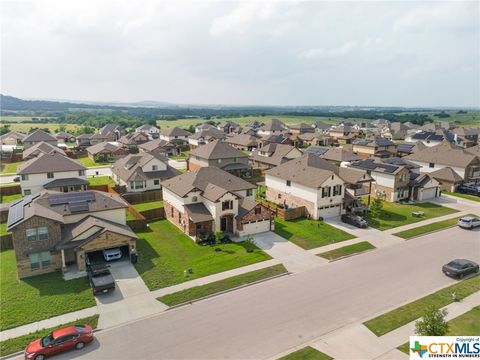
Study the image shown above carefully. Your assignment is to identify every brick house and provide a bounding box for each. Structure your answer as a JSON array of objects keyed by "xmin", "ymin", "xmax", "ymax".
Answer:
[
  {"xmin": 7, "ymin": 191, "xmax": 137, "ymax": 278},
  {"xmin": 250, "ymin": 144, "xmax": 303, "ymax": 170},
  {"xmin": 161, "ymin": 167, "xmax": 274, "ymax": 240}
]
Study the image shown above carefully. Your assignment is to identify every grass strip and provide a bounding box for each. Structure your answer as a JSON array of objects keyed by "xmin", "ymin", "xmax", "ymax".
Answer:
[
  {"xmin": 317, "ymin": 241, "xmax": 375, "ymax": 260},
  {"xmin": 158, "ymin": 264, "xmax": 287, "ymax": 306},
  {"xmin": 364, "ymin": 276, "xmax": 480, "ymax": 336},
  {"xmin": 278, "ymin": 346, "xmax": 333, "ymax": 360},
  {"xmin": 444, "ymin": 191, "xmax": 480, "ymax": 203},
  {"xmin": 0, "ymin": 315, "xmax": 99, "ymax": 356},
  {"xmin": 393, "ymin": 214, "xmax": 475, "ymax": 239}
]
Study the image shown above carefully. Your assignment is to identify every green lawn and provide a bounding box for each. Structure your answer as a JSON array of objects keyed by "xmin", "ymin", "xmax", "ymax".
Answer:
[
  {"xmin": 317, "ymin": 241, "xmax": 375, "ymax": 260},
  {"xmin": 275, "ymin": 218, "xmax": 356, "ymax": 250},
  {"xmin": 0, "ymin": 193, "xmax": 22, "ymax": 204},
  {"xmin": 0, "ymin": 182, "xmax": 19, "ymax": 188},
  {"xmin": 0, "ymin": 223, "xmax": 11, "ymax": 236},
  {"xmin": 444, "ymin": 191, "xmax": 480, "ymax": 203},
  {"xmin": 134, "ymin": 220, "xmax": 272, "ymax": 290},
  {"xmin": 278, "ymin": 346, "xmax": 333, "ymax": 360},
  {"xmin": 0, "ymin": 161, "xmax": 21, "ymax": 175},
  {"xmin": 77, "ymin": 157, "xmax": 111, "ymax": 168},
  {"xmin": 364, "ymin": 276, "xmax": 480, "ymax": 336},
  {"xmin": 0, "ymin": 250, "xmax": 96, "ymax": 330},
  {"xmin": 366, "ymin": 201, "xmax": 458, "ymax": 231},
  {"xmin": 169, "ymin": 152, "xmax": 189, "ymax": 160},
  {"xmin": 87, "ymin": 176, "xmax": 115, "ymax": 186},
  {"xmin": 132, "ymin": 200, "xmax": 164, "ymax": 212},
  {"xmin": 126, "ymin": 209, "xmax": 136, "ymax": 221},
  {"xmin": 393, "ymin": 214, "xmax": 474, "ymax": 239},
  {"xmin": 397, "ymin": 306, "xmax": 480, "ymax": 355},
  {"xmin": 158, "ymin": 264, "xmax": 287, "ymax": 306},
  {"xmin": 0, "ymin": 315, "xmax": 99, "ymax": 356}
]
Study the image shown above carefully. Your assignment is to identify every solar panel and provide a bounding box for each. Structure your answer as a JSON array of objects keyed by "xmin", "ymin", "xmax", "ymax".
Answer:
[
  {"xmin": 7, "ymin": 201, "xmax": 25, "ymax": 227},
  {"xmin": 68, "ymin": 201, "xmax": 89, "ymax": 213},
  {"xmin": 48, "ymin": 191, "xmax": 95, "ymax": 206}
]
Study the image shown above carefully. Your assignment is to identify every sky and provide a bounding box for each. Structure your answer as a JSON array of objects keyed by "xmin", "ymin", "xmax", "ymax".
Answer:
[{"xmin": 1, "ymin": 0, "xmax": 479, "ymax": 107}]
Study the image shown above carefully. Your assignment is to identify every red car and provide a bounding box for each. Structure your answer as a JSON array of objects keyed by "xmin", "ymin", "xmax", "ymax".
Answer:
[{"xmin": 24, "ymin": 324, "xmax": 94, "ymax": 360}]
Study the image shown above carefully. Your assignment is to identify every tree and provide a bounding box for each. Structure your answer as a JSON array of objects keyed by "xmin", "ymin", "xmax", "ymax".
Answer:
[
  {"xmin": 415, "ymin": 307, "xmax": 449, "ymax": 336},
  {"xmin": 0, "ymin": 124, "xmax": 11, "ymax": 135},
  {"xmin": 370, "ymin": 196, "xmax": 383, "ymax": 218}
]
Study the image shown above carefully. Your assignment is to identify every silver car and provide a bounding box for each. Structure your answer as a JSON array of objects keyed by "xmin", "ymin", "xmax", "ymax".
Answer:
[{"xmin": 457, "ymin": 216, "xmax": 480, "ymax": 229}]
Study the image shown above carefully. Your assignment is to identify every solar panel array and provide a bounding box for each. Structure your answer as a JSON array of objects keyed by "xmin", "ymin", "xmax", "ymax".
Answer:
[
  {"xmin": 68, "ymin": 201, "xmax": 90, "ymax": 213},
  {"xmin": 7, "ymin": 193, "xmax": 41, "ymax": 228},
  {"xmin": 48, "ymin": 191, "xmax": 95, "ymax": 206},
  {"xmin": 353, "ymin": 159, "xmax": 399, "ymax": 173}
]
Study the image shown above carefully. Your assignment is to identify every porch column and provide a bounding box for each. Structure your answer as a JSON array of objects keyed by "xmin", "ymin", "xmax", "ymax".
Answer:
[{"xmin": 61, "ymin": 249, "xmax": 67, "ymax": 273}]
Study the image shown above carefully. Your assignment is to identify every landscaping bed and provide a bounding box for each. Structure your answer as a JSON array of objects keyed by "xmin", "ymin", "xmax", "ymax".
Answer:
[
  {"xmin": 279, "ymin": 346, "xmax": 333, "ymax": 360},
  {"xmin": 393, "ymin": 214, "xmax": 474, "ymax": 239},
  {"xmin": 132, "ymin": 200, "xmax": 164, "ymax": 212},
  {"xmin": 317, "ymin": 241, "xmax": 375, "ymax": 260},
  {"xmin": 158, "ymin": 264, "xmax": 287, "ymax": 306},
  {"xmin": 364, "ymin": 276, "xmax": 480, "ymax": 336},
  {"xmin": 0, "ymin": 250, "xmax": 96, "ymax": 330},
  {"xmin": 0, "ymin": 315, "xmax": 99, "ymax": 356},
  {"xmin": 444, "ymin": 191, "xmax": 480, "ymax": 203},
  {"xmin": 366, "ymin": 201, "xmax": 458, "ymax": 231},
  {"xmin": 275, "ymin": 218, "xmax": 355, "ymax": 250},
  {"xmin": 134, "ymin": 220, "xmax": 272, "ymax": 290}
]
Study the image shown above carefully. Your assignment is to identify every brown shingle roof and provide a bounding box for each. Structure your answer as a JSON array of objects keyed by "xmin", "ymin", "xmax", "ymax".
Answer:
[
  {"xmin": 24, "ymin": 129, "xmax": 56, "ymax": 143},
  {"xmin": 184, "ymin": 203, "xmax": 214, "ymax": 223},
  {"xmin": 17, "ymin": 152, "xmax": 86, "ymax": 175},
  {"xmin": 23, "ymin": 141, "xmax": 66, "ymax": 159},
  {"xmin": 189, "ymin": 139, "xmax": 248, "ymax": 160},
  {"xmin": 429, "ymin": 167, "xmax": 463, "ymax": 183},
  {"xmin": 250, "ymin": 144, "xmax": 298, "ymax": 167},
  {"xmin": 404, "ymin": 141, "xmax": 478, "ymax": 168},
  {"xmin": 161, "ymin": 127, "xmax": 191, "ymax": 137},
  {"xmin": 224, "ymin": 134, "xmax": 258, "ymax": 147},
  {"xmin": 138, "ymin": 138, "xmax": 175, "ymax": 152},
  {"xmin": 320, "ymin": 147, "xmax": 362, "ymax": 162},
  {"xmin": 86, "ymin": 142, "xmax": 126, "ymax": 156}
]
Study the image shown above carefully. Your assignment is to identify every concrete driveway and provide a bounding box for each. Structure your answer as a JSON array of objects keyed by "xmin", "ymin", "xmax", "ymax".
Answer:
[
  {"xmin": 250, "ymin": 231, "xmax": 326, "ymax": 273},
  {"xmin": 95, "ymin": 259, "xmax": 166, "ymax": 329}
]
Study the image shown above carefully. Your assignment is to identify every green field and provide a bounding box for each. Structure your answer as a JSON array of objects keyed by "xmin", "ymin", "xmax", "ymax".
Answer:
[
  {"xmin": 318, "ymin": 241, "xmax": 375, "ymax": 260},
  {"xmin": 158, "ymin": 264, "xmax": 287, "ymax": 306},
  {"xmin": 0, "ymin": 121, "xmax": 81, "ymax": 133},
  {"xmin": 279, "ymin": 346, "xmax": 333, "ymax": 360}
]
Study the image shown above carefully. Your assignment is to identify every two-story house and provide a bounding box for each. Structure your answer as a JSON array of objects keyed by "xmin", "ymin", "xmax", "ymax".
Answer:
[
  {"xmin": 404, "ymin": 141, "xmax": 480, "ymax": 182},
  {"xmin": 188, "ymin": 128, "xmax": 226, "ymax": 150},
  {"xmin": 288, "ymin": 123, "xmax": 314, "ymax": 135},
  {"xmin": 99, "ymin": 124, "xmax": 125, "ymax": 141},
  {"xmin": 23, "ymin": 130, "xmax": 57, "ymax": 149},
  {"xmin": 7, "ymin": 190, "xmax": 137, "ymax": 278},
  {"xmin": 17, "ymin": 152, "xmax": 88, "ymax": 196},
  {"xmin": 257, "ymin": 119, "xmax": 288, "ymax": 137},
  {"xmin": 328, "ymin": 125, "xmax": 361, "ymax": 144},
  {"xmin": 118, "ymin": 132, "xmax": 149, "ymax": 151},
  {"xmin": 138, "ymin": 138, "xmax": 181, "ymax": 157},
  {"xmin": 162, "ymin": 167, "xmax": 273, "ymax": 239},
  {"xmin": 250, "ymin": 144, "xmax": 303, "ymax": 170},
  {"xmin": 188, "ymin": 140, "xmax": 251, "ymax": 176},
  {"xmin": 135, "ymin": 124, "xmax": 160, "ymax": 139},
  {"xmin": 86, "ymin": 142, "xmax": 129, "ymax": 163},
  {"xmin": 159, "ymin": 127, "xmax": 191, "ymax": 146},
  {"xmin": 23, "ymin": 142, "xmax": 67, "ymax": 160},
  {"xmin": 217, "ymin": 121, "xmax": 240, "ymax": 134},
  {"xmin": 111, "ymin": 151, "xmax": 180, "ymax": 192},
  {"xmin": 352, "ymin": 137, "xmax": 397, "ymax": 158},
  {"xmin": 225, "ymin": 134, "xmax": 259, "ymax": 151}
]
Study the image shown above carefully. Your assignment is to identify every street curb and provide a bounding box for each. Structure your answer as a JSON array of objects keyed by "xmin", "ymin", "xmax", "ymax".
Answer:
[
  {"xmin": 160, "ymin": 271, "xmax": 291, "ymax": 310},
  {"xmin": 318, "ymin": 247, "xmax": 376, "ymax": 262}
]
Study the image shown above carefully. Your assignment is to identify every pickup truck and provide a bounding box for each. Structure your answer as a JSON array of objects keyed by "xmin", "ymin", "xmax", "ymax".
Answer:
[{"xmin": 87, "ymin": 264, "xmax": 115, "ymax": 295}]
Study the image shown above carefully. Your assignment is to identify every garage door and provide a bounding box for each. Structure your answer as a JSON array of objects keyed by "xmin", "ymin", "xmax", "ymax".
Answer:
[
  {"xmin": 318, "ymin": 204, "xmax": 342, "ymax": 219},
  {"xmin": 421, "ymin": 187, "xmax": 438, "ymax": 201},
  {"xmin": 241, "ymin": 220, "xmax": 271, "ymax": 236}
]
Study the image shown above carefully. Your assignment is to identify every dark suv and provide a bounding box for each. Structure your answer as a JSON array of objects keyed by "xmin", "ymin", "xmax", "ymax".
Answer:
[
  {"xmin": 456, "ymin": 184, "xmax": 480, "ymax": 196},
  {"xmin": 341, "ymin": 213, "xmax": 368, "ymax": 228}
]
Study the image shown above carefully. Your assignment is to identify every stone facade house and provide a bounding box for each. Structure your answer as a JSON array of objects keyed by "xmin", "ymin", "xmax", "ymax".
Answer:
[{"xmin": 162, "ymin": 167, "xmax": 273, "ymax": 240}]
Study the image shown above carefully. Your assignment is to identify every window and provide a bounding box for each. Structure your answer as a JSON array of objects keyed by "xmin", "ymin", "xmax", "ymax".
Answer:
[
  {"xmin": 171, "ymin": 207, "xmax": 174, "ymax": 217},
  {"xmin": 278, "ymin": 194, "xmax": 282, "ymax": 199},
  {"xmin": 21, "ymin": 174, "xmax": 29, "ymax": 181},
  {"xmin": 222, "ymin": 200, "xmax": 233, "ymax": 210},
  {"xmin": 255, "ymin": 207, "xmax": 261, "ymax": 215},
  {"xmin": 130, "ymin": 182, "xmax": 134, "ymax": 189},
  {"xmin": 429, "ymin": 163, "xmax": 435, "ymax": 168},
  {"xmin": 23, "ymin": 189, "xmax": 31, "ymax": 196},
  {"xmin": 47, "ymin": 172, "xmax": 54, "ymax": 179},
  {"xmin": 286, "ymin": 180, "xmax": 291, "ymax": 187},
  {"xmin": 38, "ymin": 227, "xmax": 48, "ymax": 241},
  {"xmin": 134, "ymin": 181, "xmax": 144, "ymax": 189},
  {"xmin": 192, "ymin": 196, "xmax": 198, "ymax": 202},
  {"xmin": 246, "ymin": 189, "xmax": 253, "ymax": 196},
  {"xmin": 29, "ymin": 253, "xmax": 40, "ymax": 270},
  {"xmin": 152, "ymin": 165, "xmax": 158, "ymax": 171},
  {"xmin": 78, "ymin": 170, "xmax": 86, "ymax": 176},
  {"xmin": 26, "ymin": 228, "xmax": 37, "ymax": 242},
  {"xmin": 40, "ymin": 251, "xmax": 51, "ymax": 267},
  {"xmin": 333, "ymin": 184, "xmax": 342, "ymax": 196},
  {"xmin": 234, "ymin": 157, "xmax": 238, "ymax": 162},
  {"xmin": 154, "ymin": 179, "xmax": 160, "ymax": 186},
  {"xmin": 322, "ymin": 186, "xmax": 331, "ymax": 198}
]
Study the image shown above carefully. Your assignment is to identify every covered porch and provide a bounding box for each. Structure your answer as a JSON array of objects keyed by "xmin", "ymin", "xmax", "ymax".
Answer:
[{"xmin": 184, "ymin": 203, "xmax": 214, "ymax": 240}]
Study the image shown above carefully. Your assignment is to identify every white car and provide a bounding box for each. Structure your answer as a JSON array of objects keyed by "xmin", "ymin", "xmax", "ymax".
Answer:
[
  {"xmin": 457, "ymin": 216, "xmax": 480, "ymax": 229},
  {"xmin": 103, "ymin": 248, "xmax": 122, "ymax": 261}
]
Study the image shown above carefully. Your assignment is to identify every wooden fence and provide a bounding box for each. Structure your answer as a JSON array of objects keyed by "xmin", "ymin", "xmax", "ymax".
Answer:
[
  {"xmin": 0, "ymin": 185, "xmax": 21, "ymax": 196},
  {"xmin": 122, "ymin": 190, "xmax": 163, "ymax": 204},
  {"xmin": 0, "ymin": 208, "xmax": 8, "ymax": 223},
  {"xmin": 276, "ymin": 206, "xmax": 306, "ymax": 221},
  {"xmin": 140, "ymin": 207, "xmax": 165, "ymax": 221},
  {"xmin": 0, "ymin": 234, "xmax": 13, "ymax": 250}
]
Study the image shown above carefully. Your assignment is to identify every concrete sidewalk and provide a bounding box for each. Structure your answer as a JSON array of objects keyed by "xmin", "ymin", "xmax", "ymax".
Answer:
[{"xmin": 431, "ymin": 195, "xmax": 480, "ymax": 213}]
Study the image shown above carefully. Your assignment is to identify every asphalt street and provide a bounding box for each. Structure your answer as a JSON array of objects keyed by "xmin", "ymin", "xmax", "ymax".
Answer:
[{"xmin": 42, "ymin": 226, "xmax": 479, "ymax": 360}]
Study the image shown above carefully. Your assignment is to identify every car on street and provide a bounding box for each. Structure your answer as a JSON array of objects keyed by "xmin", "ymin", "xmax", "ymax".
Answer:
[
  {"xmin": 456, "ymin": 184, "xmax": 480, "ymax": 196},
  {"xmin": 87, "ymin": 263, "xmax": 116, "ymax": 295},
  {"xmin": 341, "ymin": 213, "xmax": 368, "ymax": 228},
  {"xmin": 24, "ymin": 324, "xmax": 94, "ymax": 360},
  {"xmin": 103, "ymin": 248, "xmax": 122, "ymax": 261},
  {"xmin": 457, "ymin": 216, "xmax": 480, "ymax": 229},
  {"xmin": 13, "ymin": 176, "xmax": 20, "ymax": 182},
  {"xmin": 442, "ymin": 259, "xmax": 479, "ymax": 279}
]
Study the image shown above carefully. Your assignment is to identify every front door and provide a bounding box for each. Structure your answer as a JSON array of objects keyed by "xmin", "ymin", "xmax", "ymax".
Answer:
[
  {"xmin": 220, "ymin": 217, "xmax": 227, "ymax": 232},
  {"xmin": 220, "ymin": 215, "xmax": 233, "ymax": 232}
]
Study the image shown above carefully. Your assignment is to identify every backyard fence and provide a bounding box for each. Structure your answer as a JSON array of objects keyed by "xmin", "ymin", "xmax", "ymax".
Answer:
[
  {"xmin": 0, "ymin": 234, "xmax": 13, "ymax": 250},
  {"xmin": 122, "ymin": 190, "xmax": 163, "ymax": 204},
  {"xmin": 0, "ymin": 185, "xmax": 21, "ymax": 196},
  {"xmin": 140, "ymin": 207, "xmax": 165, "ymax": 221},
  {"xmin": 276, "ymin": 206, "xmax": 306, "ymax": 221}
]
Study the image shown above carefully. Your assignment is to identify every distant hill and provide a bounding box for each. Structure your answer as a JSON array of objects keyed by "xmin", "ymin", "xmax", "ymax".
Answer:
[{"xmin": 0, "ymin": 94, "xmax": 104, "ymax": 111}]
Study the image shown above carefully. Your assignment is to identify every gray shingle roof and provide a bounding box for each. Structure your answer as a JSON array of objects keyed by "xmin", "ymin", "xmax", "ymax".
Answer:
[
  {"xmin": 24, "ymin": 129, "xmax": 56, "ymax": 143},
  {"xmin": 189, "ymin": 139, "xmax": 248, "ymax": 160},
  {"xmin": 17, "ymin": 152, "xmax": 86, "ymax": 175},
  {"xmin": 161, "ymin": 127, "xmax": 191, "ymax": 137},
  {"xmin": 23, "ymin": 142, "xmax": 66, "ymax": 159},
  {"xmin": 404, "ymin": 141, "xmax": 478, "ymax": 168}
]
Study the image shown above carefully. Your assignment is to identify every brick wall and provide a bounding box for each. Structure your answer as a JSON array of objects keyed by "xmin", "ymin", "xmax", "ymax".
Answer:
[
  {"xmin": 237, "ymin": 203, "xmax": 273, "ymax": 231},
  {"xmin": 266, "ymin": 187, "xmax": 315, "ymax": 218},
  {"xmin": 188, "ymin": 161, "xmax": 202, "ymax": 171},
  {"xmin": 164, "ymin": 201, "xmax": 189, "ymax": 234}
]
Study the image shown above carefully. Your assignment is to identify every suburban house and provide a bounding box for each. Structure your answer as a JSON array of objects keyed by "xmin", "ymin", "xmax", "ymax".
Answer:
[
  {"xmin": 99, "ymin": 124, "xmax": 125, "ymax": 141},
  {"xmin": 381, "ymin": 122, "xmax": 409, "ymax": 140},
  {"xmin": 250, "ymin": 144, "xmax": 303, "ymax": 170},
  {"xmin": 452, "ymin": 127, "xmax": 479, "ymax": 148},
  {"xmin": 317, "ymin": 147, "xmax": 362, "ymax": 165},
  {"xmin": 135, "ymin": 124, "xmax": 160, "ymax": 139},
  {"xmin": 225, "ymin": 134, "xmax": 259, "ymax": 151},
  {"xmin": 0, "ymin": 131, "xmax": 26, "ymax": 146},
  {"xmin": 217, "ymin": 121, "xmax": 240, "ymax": 134},
  {"xmin": 118, "ymin": 132, "xmax": 149, "ymax": 150},
  {"xmin": 264, "ymin": 154, "xmax": 369, "ymax": 219},
  {"xmin": 55, "ymin": 131, "xmax": 76, "ymax": 143},
  {"xmin": 7, "ymin": 190, "xmax": 137, "ymax": 278},
  {"xmin": 314, "ymin": 121, "xmax": 331, "ymax": 134},
  {"xmin": 288, "ymin": 123, "xmax": 314, "ymax": 135},
  {"xmin": 23, "ymin": 142, "xmax": 67, "ymax": 160},
  {"xmin": 86, "ymin": 142, "xmax": 129, "ymax": 162},
  {"xmin": 76, "ymin": 134, "xmax": 93, "ymax": 147},
  {"xmin": 23, "ymin": 130, "xmax": 57, "ymax": 149},
  {"xmin": 195, "ymin": 123, "xmax": 217, "ymax": 133},
  {"xmin": 257, "ymin": 119, "xmax": 288, "ymax": 136},
  {"xmin": 258, "ymin": 134, "xmax": 293, "ymax": 148},
  {"xmin": 17, "ymin": 152, "xmax": 87, "ymax": 196},
  {"xmin": 139, "ymin": 138, "xmax": 181, "ymax": 156},
  {"xmin": 404, "ymin": 141, "xmax": 480, "ymax": 182},
  {"xmin": 429, "ymin": 167, "xmax": 464, "ymax": 192},
  {"xmin": 329, "ymin": 125, "xmax": 361, "ymax": 144},
  {"xmin": 188, "ymin": 128, "xmax": 226, "ymax": 150},
  {"xmin": 188, "ymin": 140, "xmax": 251, "ymax": 176},
  {"xmin": 352, "ymin": 137, "xmax": 397, "ymax": 158},
  {"xmin": 112, "ymin": 151, "xmax": 180, "ymax": 192},
  {"xmin": 159, "ymin": 127, "xmax": 191, "ymax": 145},
  {"xmin": 298, "ymin": 133, "xmax": 331, "ymax": 147},
  {"xmin": 405, "ymin": 129, "xmax": 458, "ymax": 147},
  {"xmin": 162, "ymin": 167, "xmax": 274, "ymax": 239}
]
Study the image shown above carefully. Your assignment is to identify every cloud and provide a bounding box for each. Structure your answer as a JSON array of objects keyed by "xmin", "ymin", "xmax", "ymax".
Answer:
[{"xmin": 299, "ymin": 41, "xmax": 357, "ymax": 59}]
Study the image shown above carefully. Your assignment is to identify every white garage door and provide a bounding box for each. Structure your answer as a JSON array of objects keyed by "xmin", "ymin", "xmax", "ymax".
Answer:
[
  {"xmin": 318, "ymin": 204, "xmax": 342, "ymax": 219},
  {"xmin": 241, "ymin": 220, "xmax": 271, "ymax": 236},
  {"xmin": 421, "ymin": 187, "xmax": 438, "ymax": 201}
]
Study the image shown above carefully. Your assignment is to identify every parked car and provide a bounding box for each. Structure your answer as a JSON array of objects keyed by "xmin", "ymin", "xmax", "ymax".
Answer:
[
  {"xmin": 457, "ymin": 216, "xmax": 480, "ymax": 229},
  {"xmin": 456, "ymin": 184, "xmax": 480, "ymax": 196},
  {"xmin": 24, "ymin": 324, "xmax": 94, "ymax": 360},
  {"xmin": 13, "ymin": 176, "xmax": 20, "ymax": 182},
  {"xmin": 341, "ymin": 213, "xmax": 368, "ymax": 228},
  {"xmin": 87, "ymin": 263, "xmax": 115, "ymax": 295},
  {"xmin": 103, "ymin": 248, "xmax": 122, "ymax": 261},
  {"xmin": 442, "ymin": 259, "xmax": 479, "ymax": 279}
]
